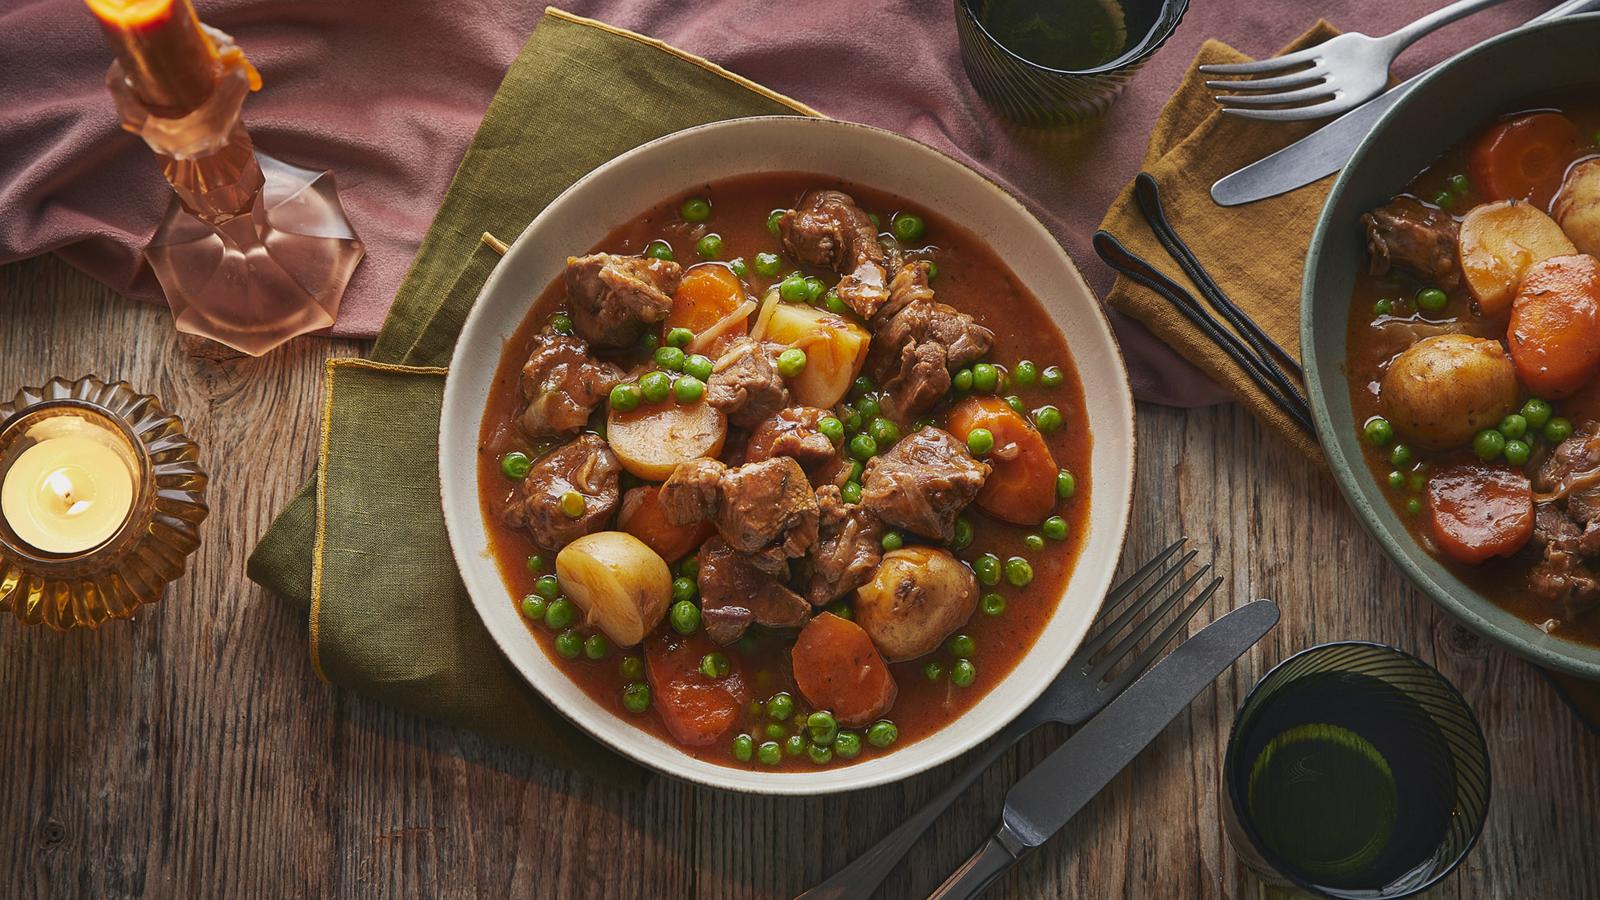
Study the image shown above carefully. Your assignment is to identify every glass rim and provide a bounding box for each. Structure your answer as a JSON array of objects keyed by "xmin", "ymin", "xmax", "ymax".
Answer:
[
  {"xmin": 1222, "ymin": 640, "xmax": 1492, "ymax": 900},
  {"xmin": 955, "ymin": 0, "xmax": 1189, "ymax": 77}
]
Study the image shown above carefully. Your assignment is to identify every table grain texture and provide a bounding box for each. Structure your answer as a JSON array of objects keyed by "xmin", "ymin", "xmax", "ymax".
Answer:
[{"xmin": 1, "ymin": 255, "xmax": 1595, "ymax": 899}]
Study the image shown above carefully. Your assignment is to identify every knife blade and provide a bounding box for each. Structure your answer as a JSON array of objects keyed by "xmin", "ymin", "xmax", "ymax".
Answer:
[
  {"xmin": 927, "ymin": 599, "xmax": 1280, "ymax": 900},
  {"xmin": 1210, "ymin": 0, "xmax": 1600, "ymax": 207}
]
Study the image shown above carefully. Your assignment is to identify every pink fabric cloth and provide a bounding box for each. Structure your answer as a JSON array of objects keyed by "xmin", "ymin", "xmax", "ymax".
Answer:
[{"xmin": 0, "ymin": 0, "xmax": 1550, "ymax": 404}]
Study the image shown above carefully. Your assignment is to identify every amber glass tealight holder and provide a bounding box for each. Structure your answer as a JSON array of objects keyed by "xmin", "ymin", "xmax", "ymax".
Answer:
[{"xmin": 0, "ymin": 376, "xmax": 208, "ymax": 630}]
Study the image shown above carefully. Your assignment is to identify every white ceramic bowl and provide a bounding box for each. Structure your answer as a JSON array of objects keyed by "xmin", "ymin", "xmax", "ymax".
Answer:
[{"xmin": 439, "ymin": 116, "xmax": 1135, "ymax": 794}]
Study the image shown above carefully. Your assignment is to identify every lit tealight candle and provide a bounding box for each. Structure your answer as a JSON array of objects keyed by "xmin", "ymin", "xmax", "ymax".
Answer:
[{"xmin": 1, "ymin": 435, "xmax": 135, "ymax": 555}]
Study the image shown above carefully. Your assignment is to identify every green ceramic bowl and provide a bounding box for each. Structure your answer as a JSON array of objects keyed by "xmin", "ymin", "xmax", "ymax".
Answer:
[{"xmin": 1303, "ymin": 14, "xmax": 1600, "ymax": 681}]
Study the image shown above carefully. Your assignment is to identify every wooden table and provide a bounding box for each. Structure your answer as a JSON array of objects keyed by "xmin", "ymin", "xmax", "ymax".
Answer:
[{"xmin": 1, "ymin": 255, "xmax": 1595, "ymax": 898}]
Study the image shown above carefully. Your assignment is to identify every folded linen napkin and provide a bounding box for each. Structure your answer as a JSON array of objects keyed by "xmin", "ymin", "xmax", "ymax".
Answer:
[{"xmin": 245, "ymin": 8, "xmax": 823, "ymax": 782}]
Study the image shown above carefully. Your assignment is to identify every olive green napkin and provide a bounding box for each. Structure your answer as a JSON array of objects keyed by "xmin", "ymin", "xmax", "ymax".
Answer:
[{"xmin": 245, "ymin": 8, "xmax": 820, "ymax": 782}]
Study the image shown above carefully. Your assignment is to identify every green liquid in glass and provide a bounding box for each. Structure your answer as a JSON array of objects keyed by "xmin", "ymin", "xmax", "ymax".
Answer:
[{"xmin": 978, "ymin": 0, "xmax": 1129, "ymax": 71}]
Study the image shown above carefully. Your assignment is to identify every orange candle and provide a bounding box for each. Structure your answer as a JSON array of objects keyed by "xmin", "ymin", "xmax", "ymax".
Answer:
[{"xmin": 86, "ymin": 0, "xmax": 219, "ymax": 117}]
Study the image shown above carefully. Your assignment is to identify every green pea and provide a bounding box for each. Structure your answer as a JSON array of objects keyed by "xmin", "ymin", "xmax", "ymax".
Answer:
[
  {"xmin": 1013, "ymin": 360, "xmax": 1038, "ymax": 386},
  {"xmin": 846, "ymin": 460, "xmax": 866, "ymax": 483},
  {"xmin": 868, "ymin": 417, "xmax": 900, "ymax": 445},
  {"xmin": 520, "ymin": 595, "xmax": 546, "ymax": 621},
  {"xmin": 1057, "ymin": 470, "xmax": 1077, "ymax": 498},
  {"xmin": 1374, "ymin": 299, "xmax": 1392, "ymax": 317},
  {"xmin": 1389, "ymin": 443, "xmax": 1413, "ymax": 468},
  {"xmin": 849, "ymin": 433, "xmax": 878, "ymax": 460},
  {"xmin": 952, "ymin": 516, "xmax": 974, "ymax": 551},
  {"xmin": 732, "ymin": 733, "xmax": 754, "ymax": 762},
  {"xmin": 646, "ymin": 239, "xmax": 674, "ymax": 262},
  {"xmin": 545, "ymin": 598, "xmax": 575, "ymax": 630},
  {"xmin": 892, "ymin": 213, "xmax": 926, "ymax": 243},
  {"xmin": 967, "ymin": 428, "xmax": 994, "ymax": 457},
  {"xmin": 669, "ymin": 600, "xmax": 701, "ymax": 636},
  {"xmin": 1448, "ymin": 173, "xmax": 1471, "ymax": 195},
  {"xmin": 779, "ymin": 274, "xmax": 811, "ymax": 303},
  {"xmin": 1416, "ymin": 287, "xmax": 1448, "ymax": 311},
  {"xmin": 638, "ymin": 332, "xmax": 660, "ymax": 354},
  {"xmin": 1024, "ymin": 534, "xmax": 1045, "ymax": 552},
  {"xmin": 1502, "ymin": 439, "xmax": 1531, "ymax": 467},
  {"xmin": 681, "ymin": 197, "xmax": 711, "ymax": 221},
  {"xmin": 974, "ymin": 553, "xmax": 1001, "ymax": 587},
  {"xmin": 695, "ymin": 233, "xmax": 723, "ymax": 260},
  {"xmin": 555, "ymin": 629, "xmax": 582, "ymax": 659},
  {"xmin": 950, "ymin": 659, "xmax": 976, "ymax": 688},
  {"xmin": 807, "ymin": 743, "xmax": 834, "ymax": 765},
  {"xmin": 807, "ymin": 711, "xmax": 838, "ymax": 745},
  {"xmin": 652, "ymin": 347, "xmax": 686, "ymax": 373},
  {"xmin": 819, "ymin": 416, "xmax": 845, "ymax": 444},
  {"xmin": 640, "ymin": 371, "xmax": 671, "ymax": 404},
  {"xmin": 1386, "ymin": 470, "xmax": 1405, "ymax": 490},
  {"xmin": 1005, "ymin": 395, "xmax": 1025, "ymax": 414},
  {"xmin": 1498, "ymin": 414, "xmax": 1528, "ymax": 440},
  {"xmin": 834, "ymin": 731, "xmax": 862, "ymax": 759},
  {"xmin": 1432, "ymin": 190, "xmax": 1454, "ymax": 210},
  {"xmin": 1042, "ymin": 516, "xmax": 1068, "ymax": 541},
  {"xmin": 842, "ymin": 410, "xmax": 863, "ymax": 433},
  {"xmin": 1405, "ymin": 497, "xmax": 1423, "ymax": 516},
  {"xmin": 584, "ymin": 633, "xmax": 610, "ymax": 660},
  {"xmin": 729, "ymin": 257, "xmax": 748, "ymax": 278},
  {"xmin": 926, "ymin": 261, "xmax": 939, "ymax": 280},
  {"xmin": 1545, "ymin": 416, "xmax": 1573, "ymax": 443},
  {"xmin": 856, "ymin": 395, "xmax": 882, "ymax": 419},
  {"xmin": 1363, "ymin": 417, "xmax": 1394, "ymax": 446},
  {"xmin": 1034, "ymin": 405, "xmax": 1063, "ymax": 433},
  {"xmin": 866, "ymin": 720, "xmax": 899, "ymax": 748},
  {"xmin": 767, "ymin": 692, "xmax": 795, "ymax": 721},
  {"xmin": 620, "ymin": 655, "xmax": 645, "ymax": 680},
  {"xmin": 785, "ymin": 734, "xmax": 805, "ymax": 756},
  {"xmin": 757, "ymin": 740, "xmax": 782, "ymax": 765},
  {"xmin": 1041, "ymin": 365, "xmax": 1064, "ymax": 387},
  {"xmin": 560, "ymin": 490, "xmax": 587, "ymax": 519},
  {"xmin": 622, "ymin": 682, "xmax": 651, "ymax": 714},
  {"xmin": 850, "ymin": 375, "xmax": 874, "ymax": 397},
  {"xmin": 675, "ymin": 356, "xmax": 711, "ymax": 384},
  {"xmin": 609, "ymin": 382, "xmax": 641, "ymax": 412},
  {"xmin": 953, "ymin": 368, "xmax": 974, "ymax": 392},
  {"xmin": 754, "ymin": 251, "xmax": 782, "ymax": 276},
  {"xmin": 947, "ymin": 633, "xmax": 975, "ymax": 657},
  {"xmin": 501, "ymin": 451, "xmax": 531, "ymax": 480},
  {"xmin": 765, "ymin": 722, "xmax": 787, "ymax": 740},
  {"xmin": 981, "ymin": 593, "xmax": 1006, "ymax": 616},
  {"xmin": 699, "ymin": 652, "xmax": 731, "ymax": 679},
  {"xmin": 666, "ymin": 327, "xmax": 694, "ymax": 348},
  {"xmin": 825, "ymin": 291, "xmax": 848, "ymax": 314},
  {"xmin": 550, "ymin": 314, "xmax": 574, "ymax": 335},
  {"xmin": 804, "ymin": 276, "xmax": 826, "ymax": 304},
  {"xmin": 535, "ymin": 574, "xmax": 561, "ymax": 600},
  {"xmin": 972, "ymin": 363, "xmax": 999, "ymax": 392},
  {"xmin": 1473, "ymin": 429, "xmax": 1506, "ymax": 461},
  {"xmin": 526, "ymin": 554, "xmax": 545, "ymax": 573},
  {"xmin": 766, "ymin": 209, "xmax": 785, "ymax": 236},
  {"xmin": 841, "ymin": 481, "xmax": 863, "ymax": 504},
  {"xmin": 1521, "ymin": 397, "xmax": 1553, "ymax": 429},
  {"xmin": 777, "ymin": 348, "xmax": 808, "ymax": 378},
  {"xmin": 923, "ymin": 661, "xmax": 944, "ymax": 681},
  {"xmin": 1005, "ymin": 556, "xmax": 1034, "ymax": 587},
  {"xmin": 667, "ymin": 375, "xmax": 702, "ymax": 404},
  {"xmin": 670, "ymin": 576, "xmax": 697, "ymax": 604}
]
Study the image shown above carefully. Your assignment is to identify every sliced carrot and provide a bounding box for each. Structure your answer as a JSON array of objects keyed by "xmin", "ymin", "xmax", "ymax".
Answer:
[
  {"xmin": 666, "ymin": 264, "xmax": 748, "ymax": 356},
  {"xmin": 946, "ymin": 395, "xmax": 1059, "ymax": 525},
  {"xmin": 1425, "ymin": 464, "xmax": 1533, "ymax": 565},
  {"xmin": 618, "ymin": 485, "xmax": 714, "ymax": 562},
  {"xmin": 1507, "ymin": 254, "xmax": 1600, "ymax": 398},
  {"xmin": 1470, "ymin": 113, "xmax": 1582, "ymax": 209},
  {"xmin": 790, "ymin": 613, "xmax": 897, "ymax": 728},
  {"xmin": 645, "ymin": 626, "xmax": 750, "ymax": 747}
]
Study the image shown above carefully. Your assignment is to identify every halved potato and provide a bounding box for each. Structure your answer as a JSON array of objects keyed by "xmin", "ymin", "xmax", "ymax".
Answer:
[
  {"xmin": 1555, "ymin": 159, "xmax": 1600, "ymax": 258},
  {"xmin": 752, "ymin": 290, "xmax": 870, "ymax": 408},
  {"xmin": 1458, "ymin": 200, "xmax": 1577, "ymax": 316},
  {"xmin": 555, "ymin": 531, "xmax": 672, "ymax": 647},
  {"xmin": 1380, "ymin": 334, "xmax": 1518, "ymax": 449},
  {"xmin": 606, "ymin": 397, "xmax": 727, "ymax": 481}
]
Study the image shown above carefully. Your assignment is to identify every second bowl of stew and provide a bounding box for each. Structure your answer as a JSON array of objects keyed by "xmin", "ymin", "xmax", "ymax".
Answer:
[{"xmin": 1304, "ymin": 14, "xmax": 1600, "ymax": 680}]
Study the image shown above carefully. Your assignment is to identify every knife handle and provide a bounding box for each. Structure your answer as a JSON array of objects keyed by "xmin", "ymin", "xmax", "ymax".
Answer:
[{"xmin": 925, "ymin": 832, "xmax": 1018, "ymax": 900}]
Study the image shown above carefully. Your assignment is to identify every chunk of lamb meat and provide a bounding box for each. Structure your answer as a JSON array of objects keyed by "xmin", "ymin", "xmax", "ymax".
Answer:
[
  {"xmin": 502, "ymin": 434, "xmax": 620, "ymax": 550},
  {"xmin": 778, "ymin": 189, "xmax": 894, "ymax": 319},
  {"xmin": 660, "ymin": 455, "xmax": 820, "ymax": 557},
  {"xmin": 798, "ymin": 484, "xmax": 884, "ymax": 606},
  {"xmin": 745, "ymin": 406, "xmax": 839, "ymax": 474},
  {"xmin": 1362, "ymin": 197, "xmax": 1460, "ymax": 291},
  {"xmin": 564, "ymin": 253, "xmax": 681, "ymax": 348},
  {"xmin": 870, "ymin": 261, "xmax": 995, "ymax": 418},
  {"xmin": 696, "ymin": 538, "xmax": 812, "ymax": 644},
  {"xmin": 706, "ymin": 337, "xmax": 791, "ymax": 429},
  {"xmin": 516, "ymin": 331, "xmax": 624, "ymax": 437},
  {"xmin": 860, "ymin": 427, "xmax": 988, "ymax": 541},
  {"xmin": 1529, "ymin": 425, "xmax": 1600, "ymax": 617}
]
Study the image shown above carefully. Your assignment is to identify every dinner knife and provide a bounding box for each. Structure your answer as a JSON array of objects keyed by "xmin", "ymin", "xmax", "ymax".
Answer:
[
  {"xmin": 1209, "ymin": 0, "xmax": 1600, "ymax": 207},
  {"xmin": 925, "ymin": 599, "xmax": 1280, "ymax": 900}
]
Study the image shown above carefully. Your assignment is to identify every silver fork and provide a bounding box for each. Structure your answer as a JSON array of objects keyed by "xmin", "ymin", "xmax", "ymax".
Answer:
[
  {"xmin": 796, "ymin": 538, "xmax": 1222, "ymax": 900},
  {"xmin": 1199, "ymin": 0, "xmax": 1511, "ymax": 121}
]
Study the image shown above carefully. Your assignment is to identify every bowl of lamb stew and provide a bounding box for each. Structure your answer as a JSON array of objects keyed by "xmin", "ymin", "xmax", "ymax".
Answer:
[
  {"xmin": 438, "ymin": 117, "xmax": 1135, "ymax": 792},
  {"xmin": 1304, "ymin": 15, "xmax": 1600, "ymax": 679}
]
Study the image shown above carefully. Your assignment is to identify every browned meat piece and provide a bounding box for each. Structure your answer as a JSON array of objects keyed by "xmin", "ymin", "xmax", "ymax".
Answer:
[
  {"xmin": 659, "ymin": 455, "xmax": 819, "ymax": 557},
  {"xmin": 1531, "ymin": 540, "xmax": 1600, "ymax": 619},
  {"xmin": 875, "ymin": 255, "xmax": 935, "ymax": 324},
  {"xmin": 707, "ymin": 337, "xmax": 791, "ymax": 429},
  {"xmin": 869, "ymin": 262, "xmax": 994, "ymax": 418},
  {"xmin": 696, "ymin": 538, "xmax": 812, "ymax": 644},
  {"xmin": 883, "ymin": 340, "xmax": 951, "ymax": 421},
  {"xmin": 516, "ymin": 331, "xmax": 624, "ymax": 437},
  {"xmin": 861, "ymin": 427, "xmax": 988, "ymax": 541},
  {"xmin": 745, "ymin": 406, "xmax": 839, "ymax": 474},
  {"xmin": 778, "ymin": 189, "xmax": 894, "ymax": 319},
  {"xmin": 798, "ymin": 484, "xmax": 883, "ymax": 606},
  {"xmin": 502, "ymin": 434, "xmax": 620, "ymax": 550},
  {"xmin": 564, "ymin": 253, "xmax": 681, "ymax": 348},
  {"xmin": 1362, "ymin": 198, "xmax": 1460, "ymax": 291}
]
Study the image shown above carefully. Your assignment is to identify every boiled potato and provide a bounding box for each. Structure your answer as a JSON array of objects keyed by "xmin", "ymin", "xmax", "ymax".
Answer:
[
  {"xmin": 752, "ymin": 290, "xmax": 870, "ymax": 408},
  {"xmin": 1380, "ymin": 334, "xmax": 1518, "ymax": 449},
  {"xmin": 555, "ymin": 531, "xmax": 671, "ymax": 647},
  {"xmin": 1555, "ymin": 159, "xmax": 1600, "ymax": 258},
  {"xmin": 1458, "ymin": 200, "xmax": 1576, "ymax": 316},
  {"xmin": 854, "ymin": 546, "xmax": 978, "ymax": 661},
  {"xmin": 606, "ymin": 397, "xmax": 726, "ymax": 481}
]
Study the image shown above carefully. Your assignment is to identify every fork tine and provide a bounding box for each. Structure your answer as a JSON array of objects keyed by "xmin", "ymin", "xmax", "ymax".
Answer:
[
  {"xmin": 1204, "ymin": 67, "xmax": 1326, "ymax": 93},
  {"xmin": 1216, "ymin": 85, "xmax": 1338, "ymax": 108},
  {"xmin": 1094, "ymin": 537, "xmax": 1187, "ymax": 623},
  {"xmin": 1099, "ymin": 577, "xmax": 1224, "ymax": 697},
  {"xmin": 1078, "ymin": 553, "xmax": 1199, "ymax": 666},
  {"xmin": 1088, "ymin": 564, "xmax": 1211, "ymax": 683},
  {"xmin": 1219, "ymin": 98, "xmax": 1347, "ymax": 121},
  {"xmin": 1195, "ymin": 48, "xmax": 1318, "ymax": 76}
]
